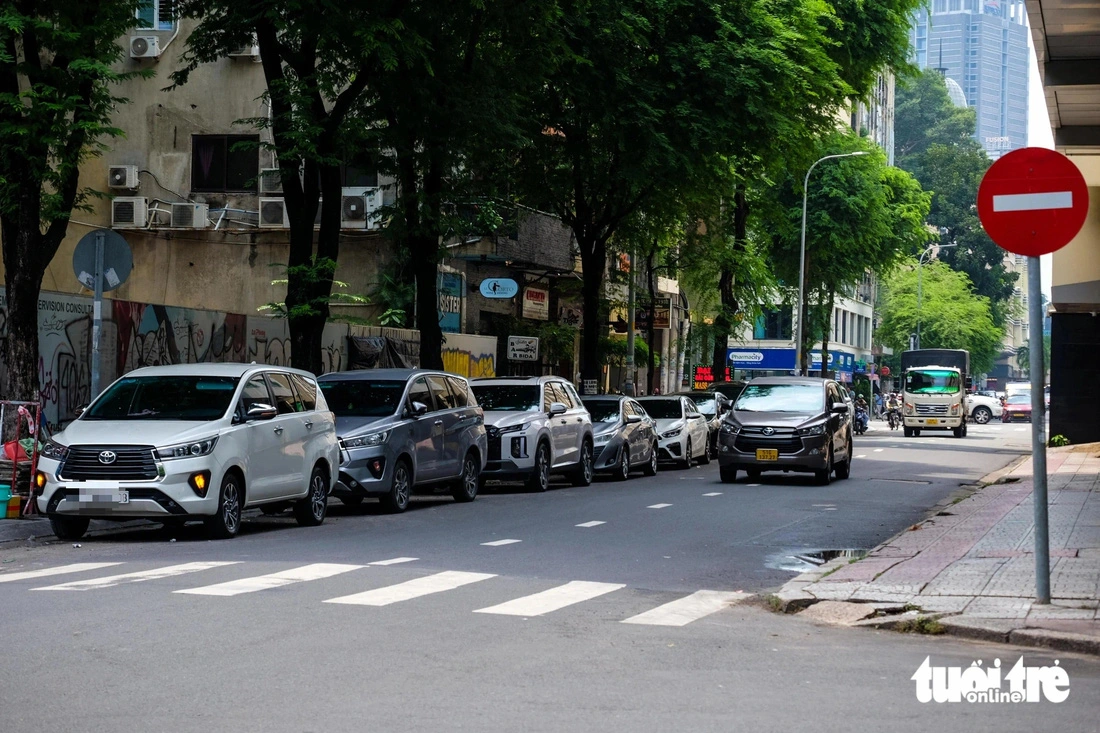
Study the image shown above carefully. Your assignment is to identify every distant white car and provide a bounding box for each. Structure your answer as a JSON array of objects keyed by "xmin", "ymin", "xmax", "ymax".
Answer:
[
  {"xmin": 636, "ymin": 396, "xmax": 710, "ymax": 468},
  {"xmin": 966, "ymin": 393, "xmax": 1003, "ymax": 424}
]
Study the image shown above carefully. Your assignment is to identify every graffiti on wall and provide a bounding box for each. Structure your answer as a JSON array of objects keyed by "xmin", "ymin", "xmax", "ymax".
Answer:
[
  {"xmin": 114, "ymin": 300, "xmax": 248, "ymax": 373},
  {"xmin": 441, "ymin": 333, "xmax": 497, "ymax": 378},
  {"xmin": 245, "ymin": 319, "xmax": 345, "ymax": 375}
]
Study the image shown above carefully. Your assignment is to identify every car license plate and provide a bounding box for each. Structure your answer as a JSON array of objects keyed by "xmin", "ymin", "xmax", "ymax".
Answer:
[
  {"xmin": 78, "ymin": 489, "xmax": 129, "ymax": 505},
  {"xmin": 756, "ymin": 449, "xmax": 779, "ymax": 461},
  {"xmin": 926, "ymin": 418, "xmax": 939, "ymax": 425}
]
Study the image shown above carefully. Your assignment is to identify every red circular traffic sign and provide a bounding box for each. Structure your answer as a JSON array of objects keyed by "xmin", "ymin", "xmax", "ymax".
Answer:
[{"xmin": 977, "ymin": 147, "xmax": 1088, "ymax": 257}]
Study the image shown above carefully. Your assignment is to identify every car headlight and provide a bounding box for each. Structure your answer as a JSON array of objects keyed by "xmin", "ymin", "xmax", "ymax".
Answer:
[
  {"xmin": 795, "ymin": 423, "xmax": 826, "ymax": 436},
  {"xmin": 342, "ymin": 431, "xmax": 391, "ymax": 449},
  {"xmin": 950, "ymin": 403, "xmax": 961, "ymax": 415},
  {"xmin": 156, "ymin": 436, "xmax": 219, "ymax": 460},
  {"xmin": 904, "ymin": 403, "xmax": 915, "ymax": 415},
  {"xmin": 720, "ymin": 422, "xmax": 740, "ymax": 435},
  {"xmin": 497, "ymin": 423, "xmax": 530, "ymax": 435},
  {"xmin": 661, "ymin": 428, "xmax": 682, "ymax": 439},
  {"xmin": 594, "ymin": 432, "xmax": 612, "ymax": 446},
  {"xmin": 41, "ymin": 439, "xmax": 69, "ymax": 459}
]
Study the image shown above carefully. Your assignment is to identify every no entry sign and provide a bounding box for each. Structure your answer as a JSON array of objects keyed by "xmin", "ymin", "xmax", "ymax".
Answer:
[{"xmin": 977, "ymin": 147, "xmax": 1089, "ymax": 257}]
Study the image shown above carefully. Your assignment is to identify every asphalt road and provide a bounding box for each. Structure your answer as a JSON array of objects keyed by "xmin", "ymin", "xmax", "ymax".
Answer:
[{"xmin": 3, "ymin": 420, "xmax": 1097, "ymax": 732}]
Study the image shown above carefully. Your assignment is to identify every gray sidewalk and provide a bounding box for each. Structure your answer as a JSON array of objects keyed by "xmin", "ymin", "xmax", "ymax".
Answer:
[{"xmin": 777, "ymin": 442, "xmax": 1100, "ymax": 655}]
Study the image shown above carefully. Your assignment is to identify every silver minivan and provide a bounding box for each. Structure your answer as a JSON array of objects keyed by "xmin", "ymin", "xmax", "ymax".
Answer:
[{"xmin": 317, "ymin": 369, "xmax": 487, "ymax": 512}]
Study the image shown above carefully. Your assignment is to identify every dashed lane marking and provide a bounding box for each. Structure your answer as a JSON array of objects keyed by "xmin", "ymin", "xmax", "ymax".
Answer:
[
  {"xmin": 702, "ymin": 492, "xmax": 723, "ymax": 497},
  {"xmin": 33, "ymin": 562, "xmax": 239, "ymax": 591},
  {"xmin": 0, "ymin": 563, "xmax": 123, "ymax": 584},
  {"xmin": 369, "ymin": 557, "xmax": 418, "ymax": 566},
  {"xmin": 576, "ymin": 521, "xmax": 606, "ymax": 528},
  {"xmin": 481, "ymin": 539, "xmax": 522, "ymax": 547},
  {"xmin": 647, "ymin": 503, "xmax": 672, "ymax": 509},
  {"xmin": 175, "ymin": 563, "xmax": 362, "ymax": 597}
]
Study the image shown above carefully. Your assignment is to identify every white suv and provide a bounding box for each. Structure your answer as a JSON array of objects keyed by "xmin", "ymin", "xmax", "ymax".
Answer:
[
  {"xmin": 34, "ymin": 364, "xmax": 340, "ymax": 540},
  {"xmin": 470, "ymin": 377, "xmax": 594, "ymax": 491}
]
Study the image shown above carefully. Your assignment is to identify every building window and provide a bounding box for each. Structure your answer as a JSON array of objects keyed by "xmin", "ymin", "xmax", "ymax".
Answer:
[
  {"xmin": 136, "ymin": 0, "xmax": 176, "ymax": 31},
  {"xmin": 753, "ymin": 308, "xmax": 793, "ymax": 340},
  {"xmin": 191, "ymin": 135, "xmax": 259, "ymax": 193}
]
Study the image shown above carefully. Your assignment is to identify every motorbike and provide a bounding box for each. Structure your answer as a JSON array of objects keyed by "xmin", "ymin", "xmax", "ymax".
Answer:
[
  {"xmin": 887, "ymin": 408, "xmax": 901, "ymax": 430},
  {"xmin": 854, "ymin": 406, "xmax": 869, "ymax": 435}
]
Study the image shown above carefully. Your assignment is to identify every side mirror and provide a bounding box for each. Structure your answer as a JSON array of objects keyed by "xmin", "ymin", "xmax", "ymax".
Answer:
[
  {"xmin": 625, "ymin": 413, "xmax": 641, "ymax": 424},
  {"xmin": 830, "ymin": 403, "xmax": 849, "ymax": 415},
  {"xmin": 411, "ymin": 401, "xmax": 430, "ymax": 417},
  {"xmin": 549, "ymin": 402, "xmax": 568, "ymax": 417},
  {"xmin": 246, "ymin": 403, "xmax": 278, "ymax": 421}
]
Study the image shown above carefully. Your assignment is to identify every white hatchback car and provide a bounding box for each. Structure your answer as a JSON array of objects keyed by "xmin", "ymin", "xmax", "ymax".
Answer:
[{"xmin": 34, "ymin": 364, "xmax": 339, "ymax": 540}]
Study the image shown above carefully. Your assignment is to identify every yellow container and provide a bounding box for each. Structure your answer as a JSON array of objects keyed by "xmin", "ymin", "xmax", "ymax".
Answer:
[{"xmin": 6, "ymin": 495, "xmax": 22, "ymax": 519}]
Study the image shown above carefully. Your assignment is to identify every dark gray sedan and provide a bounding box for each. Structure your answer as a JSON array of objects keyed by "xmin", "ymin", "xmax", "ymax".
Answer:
[{"xmin": 581, "ymin": 396, "xmax": 658, "ymax": 480}]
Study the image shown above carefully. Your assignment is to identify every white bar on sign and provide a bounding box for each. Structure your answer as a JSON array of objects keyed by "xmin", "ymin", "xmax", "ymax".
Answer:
[
  {"xmin": 474, "ymin": 581, "xmax": 625, "ymax": 616},
  {"xmin": 0, "ymin": 563, "xmax": 123, "ymax": 584},
  {"xmin": 174, "ymin": 563, "xmax": 362, "ymax": 597},
  {"xmin": 33, "ymin": 562, "xmax": 239, "ymax": 591},
  {"xmin": 323, "ymin": 570, "xmax": 495, "ymax": 606},
  {"xmin": 622, "ymin": 590, "xmax": 749, "ymax": 627},
  {"xmin": 992, "ymin": 191, "xmax": 1072, "ymax": 212}
]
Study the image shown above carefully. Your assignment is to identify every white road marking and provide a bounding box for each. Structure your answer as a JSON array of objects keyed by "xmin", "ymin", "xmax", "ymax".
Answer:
[
  {"xmin": 812, "ymin": 504, "xmax": 835, "ymax": 508},
  {"xmin": 993, "ymin": 191, "xmax": 1073, "ymax": 212},
  {"xmin": 622, "ymin": 590, "xmax": 748, "ymax": 626},
  {"xmin": 747, "ymin": 484, "xmax": 760, "ymax": 487},
  {"xmin": 576, "ymin": 521, "xmax": 606, "ymax": 528},
  {"xmin": 856, "ymin": 454, "xmax": 867, "ymax": 458},
  {"xmin": 873, "ymin": 448, "xmax": 884, "ymax": 452},
  {"xmin": 702, "ymin": 492, "xmax": 723, "ymax": 497},
  {"xmin": 474, "ymin": 580, "xmax": 625, "ymax": 616},
  {"xmin": 1015, "ymin": 428, "xmax": 1027, "ymax": 432},
  {"xmin": 0, "ymin": 562, "xmax": 123, "ymax": 584},
  {"xmin": 481, "ymin": 539, "xmax": 521, "ymax": 546},
  {"xmin": 647, "ymin": 503, "xmax": 672, "ymax": 509},
  {"xmin": 33, "ymin": 562, "xmax": 238, "ymax": 591},
  {"xmin": 175, "ymin": 563, "xmax": 362, "ymax": 597},
  {"xmin": 324, "ymin": 570, "xmax": 495, "ymax": 606},
  {"xmin": 369, "ymin": 557, "xmax": 418, "ymax": 566}
]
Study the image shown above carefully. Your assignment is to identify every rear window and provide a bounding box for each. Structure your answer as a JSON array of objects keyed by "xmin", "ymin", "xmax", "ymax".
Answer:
[
  {"xmin": 470, "ymin": 385, "xmax": 540, "ymax": 412},
  {"xmin": 637, "ymin": 399, "xmax": 682, "ymax": 419}
]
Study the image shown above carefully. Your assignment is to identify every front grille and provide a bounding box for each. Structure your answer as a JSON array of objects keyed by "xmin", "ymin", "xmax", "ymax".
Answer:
[
  {"xmin": 915, "ymin": 404, "xmax": 948, "ymax": 416},
  {"xmin": 487, "ymin": 436, "xmax": 502, "ymax": 461},
  {"xmin": 734, "ymin": 435, "xmax": 803, "ymax": 454},
  {"xmin": 60, "ymin": 445, "xmax": 158, "ymax": 481}
]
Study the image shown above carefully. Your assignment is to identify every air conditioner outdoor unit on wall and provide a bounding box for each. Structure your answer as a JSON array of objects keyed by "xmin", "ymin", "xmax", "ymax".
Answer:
[
  {"xmin": 259, "ymin": 167, "xmax": 282, "ymax": 194},
  {"xmin": 341, "ymin": 187, "xmax": 382, "ymax": 230},
  {"xmin": 112, "ymin": 197, "xmax": 148, "ymax": 228},
  {"xmin": 108, "ymin": 165, "xmax": 139, "ymax": 189},
  {"xmin": 170, "ymin": 203, "xmax": 209, "ymax": 229},
  {"xmin": 130, "ymin": 35, "xmax": 161, "ymax": 59},
  {"xmin": 258, "ymin": 198, "xmax": 290, "ymax": 228},
  {"xmin": 228, "ymin": 44, "xmax": 260, "ymax": 59}
]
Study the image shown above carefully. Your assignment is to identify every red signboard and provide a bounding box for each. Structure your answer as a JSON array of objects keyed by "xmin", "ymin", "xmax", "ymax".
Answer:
[
  {"xmin": 977, "ymin": 147, "xmax": 1089, "ymax": 257},
  {"xmin": 692, "ymin": 366, "xmax": 731, "ymax": 389}
]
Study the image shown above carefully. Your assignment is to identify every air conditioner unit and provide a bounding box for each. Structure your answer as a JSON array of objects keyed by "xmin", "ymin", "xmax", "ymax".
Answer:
[
  {"xmin": 341, "ymin": 187, "xmax": 382, "ymax": 230},
  {"xmin": 259, "ymin": 167, "xmax": 282, "ymax": 194},
  {"xmin": 258, "ymin": 198, "xmax": 290, "ymax": 228},
  {"xmin": 228, "ymin": 44, "xmax": 260, "ymax": 59},
  {"xmin": 170, "ymin": 203, "xmax": 209, "ymax": 229},
  {"xmin": 129, "ymin": 35, "xmax": 161, "ymax": 59},
  {"xmin": 108, "ymin": 165, "xmax": 139, "ymax": 190},
  {"xmin": 112, "ymin": 197, "xmax": 148, "ymax": 228}
]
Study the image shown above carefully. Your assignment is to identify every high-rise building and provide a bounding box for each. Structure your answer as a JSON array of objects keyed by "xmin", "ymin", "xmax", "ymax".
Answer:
[{"xmin": 910, "ymin": 0, "xmax": 1029, "ymax": 159}]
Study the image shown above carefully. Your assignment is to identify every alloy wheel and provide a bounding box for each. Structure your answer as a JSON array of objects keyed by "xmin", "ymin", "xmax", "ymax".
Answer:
[{"xmin": 222, "ymin": 481, "xmax": 241, "ymax": 535}]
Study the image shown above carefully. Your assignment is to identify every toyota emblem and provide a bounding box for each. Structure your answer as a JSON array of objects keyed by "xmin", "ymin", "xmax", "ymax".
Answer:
[
  {"xmin": 761, "ymin": 427, "xmax": 775, "ymax": 436},
  {"xmin": 98, "ymin": 450, "xmax": 117, "ymax": 465}
]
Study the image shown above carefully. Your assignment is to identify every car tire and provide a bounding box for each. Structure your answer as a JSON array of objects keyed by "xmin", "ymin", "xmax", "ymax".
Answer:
[
  {"xmin": 643, "ymin": 443, "xmax": 658, "ymax": 476},
  {"xmin": 681, "ymin": 439, "xmax": 693, "ymax": 469},
  {"xmin": 451, "ymin": 451, "xmax": 480, "ymax": 503},
  {"xmin": 615, "ymin": 449, "xmax": 631, "ymax": 481},
  {"xmin": 205, "ymin": 472, "xmax": 243, "ymax": 540},
  {"xmin": 570, "ymin": 440, "xmax": 594, "ymax": 487},
  {"xmin": 953, "ymin": 425, "xmax": 965, "ymax": 438},
  {"xmin": 746, "ymin": 469, "xmax": 761, "ymax": 481},
  {"xmin": 814, "ymin": 447, "xmax": 833, "ymax": 486},
  {"xmin": 697, "ymin": 437, "xmax": 711, "ymax": 465},
  {"xmin": 49, "ymin": 515, "xmax": 89, "ymax": 541},
  {"xmin": 380, "ymin": 459, "xmax": 412, "ymax": 513},
  {"xmin": 972, "ymin": 406, "xmax": 992, "ymax": 425},
  {"xmin": 293, "ymin": 464, "xmax": 329, "ymax": 527},
  {"xmin": 719, "ymin": 464, "xmax": 737, "ymax": 483},
  {"xmin": 834, "ymin": 438, "xmax": 852, "ymax": 480},
  {"xmin": 913, "ymin": 429, "xmax": 921, "ymax": 437},
  {"xmin": 339, "ymin": 495, "xmax": 364, "ymax": 508},
  {"xmin": 903, "ymin": 427, "xmax": 913, "ymax": 437},
  {"xmin": 526, "ymin": 442, "xmax": 551, "ymax": 492}
]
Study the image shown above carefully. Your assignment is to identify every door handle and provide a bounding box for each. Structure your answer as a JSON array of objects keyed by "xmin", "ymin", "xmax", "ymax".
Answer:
[
  {"xmin": 273, "ymin": 426, "xmax": 284, "ymax": 435},
  {"xmin": 434, "ymin": 420, "xmax": 444, "ymax": 426},
  {"xmin": 304, "ymin": 421, "xmax": 313, "ymax": 430}
]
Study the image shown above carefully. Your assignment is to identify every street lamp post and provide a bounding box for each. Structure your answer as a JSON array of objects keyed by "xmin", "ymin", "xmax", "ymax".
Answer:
[
  {"xmin": 794, "ymin": 151, "xmax": 869, "ymax": 376},
  {"xmin": 915, "ymin": 241, "xmax": 958, "ymax": 350}
]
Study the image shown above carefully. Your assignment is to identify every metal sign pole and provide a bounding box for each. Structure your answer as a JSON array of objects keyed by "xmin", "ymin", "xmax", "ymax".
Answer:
[
  {"xmin": 1028, "ymin": 255, "xmax": 1050, "ymax": 604},
  {"xmin": 91, "ymin": 231, "xmax": 104, "ymax": 400}
]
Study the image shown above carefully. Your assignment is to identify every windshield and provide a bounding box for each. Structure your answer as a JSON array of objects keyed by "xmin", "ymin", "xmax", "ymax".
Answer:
[
  {"xmin": 471, "ymin": 385, "xmax": 541, "ymax": 412},
  {"xmin": 689, "ymin": 396, "xmax": 717, "ymax": 416},
  {"xmin": 905, "ymin": 369, "xmax": 961, "ymax": 394},
  {"xmin": 319, "ymin": 380, "xmax": 405, "ymax": 417},
  {"xmin": 734, "ymin": 384, "xmax": 823, "ymax": 413},
  {"xmin": 84, "ymin": 375, "xmax": 239, "ymax": 421},
  {"xmin": 582, "ymin": 400, "xmax": 621, "ymax": 423},
  {"xmin": 638, "ymin": 399, "xmax": 682, "ymax": 419}
]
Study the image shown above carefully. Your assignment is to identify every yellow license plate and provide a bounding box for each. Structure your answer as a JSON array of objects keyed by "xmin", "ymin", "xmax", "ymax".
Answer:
[
  {"xmin": 926, "ymin": 418, "xmax": 939, "ymax": 425},
  {"xmin": 756, "ymin": 449, "xmax": 779, "ymax": 461}
]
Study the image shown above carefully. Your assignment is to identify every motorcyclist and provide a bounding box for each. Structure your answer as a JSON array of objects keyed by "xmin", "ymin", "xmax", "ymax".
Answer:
[
  {"xmin": 885, "ymin": 392, "xmax": 902, "ymax": 429},
  {"xmin": 854, "ymin": 396, "xmax": 869, "ymax": 433}
]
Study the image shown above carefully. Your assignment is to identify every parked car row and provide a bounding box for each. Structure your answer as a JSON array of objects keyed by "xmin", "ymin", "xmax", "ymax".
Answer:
[{"xmin": 33, "ymin": 366, "xmax": 731, "ymax": 541}]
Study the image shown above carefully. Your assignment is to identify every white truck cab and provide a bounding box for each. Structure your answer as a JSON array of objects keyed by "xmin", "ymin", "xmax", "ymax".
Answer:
[{"xmin": 900, "ymin": 349, "xmax": 969, "ymax": 439}]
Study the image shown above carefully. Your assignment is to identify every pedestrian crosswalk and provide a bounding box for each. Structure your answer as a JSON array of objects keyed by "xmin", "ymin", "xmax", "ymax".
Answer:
[{"xmin": 1, "ymin": 559, "xmax": 745, "ymax": 628}]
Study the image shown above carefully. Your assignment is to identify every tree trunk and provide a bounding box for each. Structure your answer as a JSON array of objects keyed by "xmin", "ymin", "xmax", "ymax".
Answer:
[
  {"xmin": 799, "ymin": 253, "xmax": 812, "ymax": 376},
  {"xmin": 578, "ymin": 235, "xmax": 607, "ymax": 391},
  {"xmin": 1, "ymin": 218, "xmax": 46, "ymax": 402},
  {"xmin": 712, "ymin": 186, "xmax": 747, "ymax": 382}
]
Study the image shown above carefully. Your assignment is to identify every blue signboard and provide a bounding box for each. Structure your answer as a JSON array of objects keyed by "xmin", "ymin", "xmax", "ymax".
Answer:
[
  {"xmin": 727, "ymin": 348, "xmax": 796, "ymax": 370},
  {"xmin": 438, "ymin": 272, "xmax": 464, "ymax": 333},
  {"xmin": 479, "ymin": 278, "xmax": 519, "ymax": 299},
  {"xmin": 810, "ymin": 350, "xmax": 855, "ymax": 374}
]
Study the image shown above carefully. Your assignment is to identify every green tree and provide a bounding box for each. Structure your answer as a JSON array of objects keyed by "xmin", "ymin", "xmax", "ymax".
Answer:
[
  {"xmin": 0, "ymin": 0, "xmax": 145, "ymax": 399},
  {"xmin": 877, "ymin": 260, "xmax": 1003, "ymax": 374},
  {"xmin": 1015, "ymin": 345, "xmax": 1029, "ymax": 376},
  {"xmin": 894, "ymin": 69, "xmax": 1017, "ymax": 316}
]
